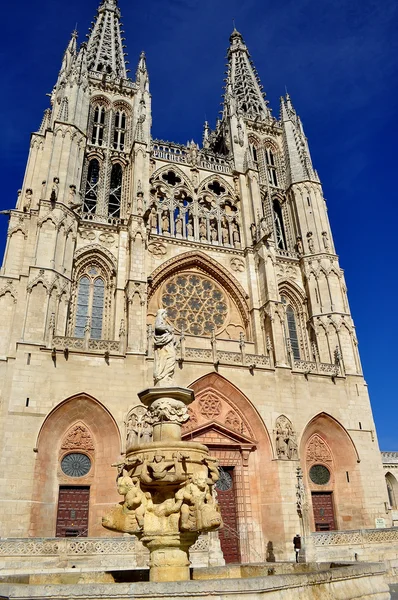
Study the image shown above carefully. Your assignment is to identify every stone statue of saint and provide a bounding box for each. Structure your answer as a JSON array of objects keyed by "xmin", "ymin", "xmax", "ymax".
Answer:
[
  {"xmin": 322, "ymin": 231, "xmax": 330, "ymax": 252},
  {"xmin": 175, "ymin": 216, "xmax": 183, "ymax": 235},
  {"xmin": 162, "ymin": 211, "xmax": 170, "ymax": 234},
  {"xmin": 153, "ymin": 309, "xmax": 176, "ymax": 387},
  {"xmin": 187, "ymin": 217, "xmax": 194, "ymax": 237}
]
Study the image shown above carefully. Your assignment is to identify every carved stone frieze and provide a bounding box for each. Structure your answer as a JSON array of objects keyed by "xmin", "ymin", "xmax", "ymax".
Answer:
[
  {"xmin": 199, "ymin": 392, "xmax": 222, "ymax": 419},
  {"xmin": 306, "ymin": 434, "xmax": 332, "ymax": 463},
  {"xmin": 61, "ymin": 422, "xmax": 94, "ymax": 451},
  {"xmin": 126, "ymin": 405, "xmax": 153, "ymax": 448}
]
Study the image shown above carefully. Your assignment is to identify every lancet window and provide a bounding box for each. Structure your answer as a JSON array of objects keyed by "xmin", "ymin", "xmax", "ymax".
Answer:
[
  {"xmin": 281, "ymin": 294, "xmax": 301, "ymax": 360},
  {"xmin": 108, "ymin": 163, "xmax": 123, "ymax": 218},
  {"xmin": 273, "ymin": 199, "xmax": 287, "ymax": 250},
  {"xmin": 71, "ymin": 258, "xmax": 115, "ymax": 341},
  {"xmin": 149, "ymin": 171, "xmax": 241, "ymax": 248},
  {"xmin": 74, "ymin": 270, "xmax": 105, "ymax": 339},
  {"xmin": 83, "ymin": 159, "xmax": 100, "ymax": 214},
  {"xmin": 91, "ymin": 106, "xmax": 106, "ymax": 146},
  {"xmin": 113, "ymin": 110, "xmax": 126, "ymax": 151},
  {"xmin": 265, "ymin": 148, "xmax": 278, "ymax": 186}
]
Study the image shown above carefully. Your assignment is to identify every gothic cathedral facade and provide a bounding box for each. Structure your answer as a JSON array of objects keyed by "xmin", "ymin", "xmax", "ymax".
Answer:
[{"xmin": 0, "ymin": 0, "xmax": 390, "ymax": 562}]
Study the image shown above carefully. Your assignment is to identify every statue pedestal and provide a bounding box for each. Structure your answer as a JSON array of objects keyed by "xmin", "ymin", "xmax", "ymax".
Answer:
[{"xmin": 143, "ymin": 533, "xmax": 198, "ymax": 582}]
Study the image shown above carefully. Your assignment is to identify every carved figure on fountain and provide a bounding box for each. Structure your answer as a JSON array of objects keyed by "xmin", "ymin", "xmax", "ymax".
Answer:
[{"xmin": 153, "ymin": 309, "xmax": 176, "ymax": 387}]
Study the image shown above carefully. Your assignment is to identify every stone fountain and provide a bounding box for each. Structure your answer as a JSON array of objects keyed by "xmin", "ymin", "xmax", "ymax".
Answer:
[{"xmin": 102, "ymin": 309, "xmax": 223, "ymax": 582}]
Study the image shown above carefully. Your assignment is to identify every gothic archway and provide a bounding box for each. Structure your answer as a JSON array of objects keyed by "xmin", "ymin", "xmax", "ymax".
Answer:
[
  {"xmin": 300, "ymin": 412, "xmax": 364, "ymax": 532},
  {"xmin": 183, "ymin": 373, "xmax": 281, "ymax": 563},
  {"xmin": 147, "ymin": 251, "xmax": 250, "ymax": 340},
  {"xmin": 30, "ymin": 393, "xmax": 121, "ymax": 537}
]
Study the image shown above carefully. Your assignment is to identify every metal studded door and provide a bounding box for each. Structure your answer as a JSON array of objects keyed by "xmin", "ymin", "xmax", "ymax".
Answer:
[
  {"xmin": 311, "ymin": 492, "xmax": 336, "ymax": 531},
  {"xmin": 56, "ymin": 486, "xmax": 90, "ymax": 537},
  {"xmin": 216, "ymin": 467, "xmax": 241, "ymax": 563}
]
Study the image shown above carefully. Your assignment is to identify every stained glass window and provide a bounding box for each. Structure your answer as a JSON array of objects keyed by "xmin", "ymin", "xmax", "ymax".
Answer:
[
  {"xmin": 309, "ymin": 464, "xmax": 330, "ymax": 485},
  {"xmin": 281, "ymin": 295, "xmax": 300, "ymax": 360},
  {"xmin": 91, "ymin": 279, "xmax": 105, "ymax": 339},
  {"xmin": 74, "ymin": 276, "xmax": 90, "ymax": 338},
  {"xmin": 74, "ymin": 274, "xmax": 105, "ymax": 339},
  {"xmin": 61, "ymin": 453, "xmax": 91, "ymax": 478},
  {"xmin": 161, "ymin": 274, "xmax": 228, "ymax": 336}
]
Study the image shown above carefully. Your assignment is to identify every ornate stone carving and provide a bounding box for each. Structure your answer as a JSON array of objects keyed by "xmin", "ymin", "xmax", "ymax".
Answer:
[
  {"xmin": 126, "ymin": 405, "xmax": 153, "ymax": 447},
  {"xmin": 306, "ymin": 434, "xmax": 332, "ymax": 463},
  {"xmin": 99, "ymin": 232, "xmax": 115, "ymax": 246},
  {"xmin": 141, "ymin": 453, "xmax": 188, "ymax": 485},
  {"xmin": 149, "ymin": 397, "xmax": 189, "ymax": 425},
  {"xmin": 275, "ymin": 415, "xmax": 298, "ymax": 460},
  {"xmin": 198, "ymin": 392, "xmax": 222, "ymax": 419},
  {"xmin": 225, "ymin": 409, "xmax": 242, "ymax": 432},
  {"xmin": 230, "ymin": 257, "xmax": 245, "ymax": 272},
  {"xmin": 61, "ymin": 423, "xmax": 94, "ymax": 451},
  {"xmin": 148, "ymin": 241, "xmax": 167, "ymax": 257}
]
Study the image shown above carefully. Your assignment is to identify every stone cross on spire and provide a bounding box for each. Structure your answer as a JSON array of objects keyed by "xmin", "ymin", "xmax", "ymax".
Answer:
[
  {"xmin": 86, "ymin": 0, "xmax": 128, "ymax": 78},
  {"xmin": 223, "ymin": 28, "xmax": 271, "ymax": 122}
]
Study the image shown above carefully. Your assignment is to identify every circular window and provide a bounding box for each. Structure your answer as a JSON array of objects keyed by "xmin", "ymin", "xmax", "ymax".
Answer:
[
  {"xmin": 309, "ymin": 464, "xmax": 330, "ymax": 485},
  {"xmin": 161, "ymin": 273, "xmax": 228, "ymax": 336},
  {"xmin": 216, "ymin": 469, "xmax": 233, "ymax": 492},
  {"xmin": 61, "ymin": 453, "xmax": 91, "ymax": 478}
]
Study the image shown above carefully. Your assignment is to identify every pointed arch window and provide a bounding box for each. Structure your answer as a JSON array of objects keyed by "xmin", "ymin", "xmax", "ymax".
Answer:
[
  {"xmin": 273, "ymin": 199, "xmax": 287, "ymax": 250},
  {"xmin": 281, "ymin": 295, "xmax": 300, "ymax": 360},
  {"xmin": 74, "ymin": 269, "xmax": 105, "ymax": 339},
  {"xmin": 108, "ymin": 164, "xmax": 122, "ymax": 218},
  {"xmin": 91, "ymin": 106, "xmax": 106, "ymax": 146},
  {"xmin": 113, "ymin": 110, "xmax": 126, "ymax": 150},
  {"xmin": 84, "ymin": 159, "xmax": 100, "ymax": 214},
  {"xmin": 266, "ymin": 148, "xmax": 278, "ymax": 186},
  {"xmin": 249, "ymin": 143, "xmax": 258, "ymax": 164}
]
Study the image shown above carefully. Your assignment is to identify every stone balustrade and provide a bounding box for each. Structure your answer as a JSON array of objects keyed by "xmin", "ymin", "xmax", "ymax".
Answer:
[
  {"xmin": 52, "ymin": 336, "xmax": 122, "ymax": 354},
  {"xmin": 0, "ymin": 535, "xmax": 214, "ymax": 575}
]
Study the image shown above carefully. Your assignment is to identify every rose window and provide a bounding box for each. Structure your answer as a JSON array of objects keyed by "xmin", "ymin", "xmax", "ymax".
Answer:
[{"xmin": 161, "ymin": 274, "xmax": 228, "ymax": 336}]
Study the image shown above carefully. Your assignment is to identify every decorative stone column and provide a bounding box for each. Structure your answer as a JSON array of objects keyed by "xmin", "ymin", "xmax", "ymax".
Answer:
[{"xmin": 103, "ymin": 309, "xmax": 223, "ymax": 582}]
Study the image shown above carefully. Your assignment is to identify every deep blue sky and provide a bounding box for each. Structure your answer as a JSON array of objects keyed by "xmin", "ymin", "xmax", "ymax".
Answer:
[{"xmin": 0, "ymin": 0, "xmax": 397, "ymax": 449}]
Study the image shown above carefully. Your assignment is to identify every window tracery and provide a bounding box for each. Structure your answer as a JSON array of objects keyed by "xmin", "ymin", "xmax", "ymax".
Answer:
[
  {"xmin": 83, "ymin": 159, "xmax": 100, "ymax": 214},
  {"xmin": 280, "ymin": 288, "xmax": 309, "ymax": 361},
  {"xmin": 108, "ymin": 163, "xmax": 123, "ymax": 218},
  {"xmin": 91, "ymin": 106, "xmax": 106, "ymax": 146},
  {"xmin": 273, "ymin": 199, "xmax": 287, "ymax": 250},
  {"xmin": 149, "ymin": 171, "xmax": 241, "ymax": 247},
  {"xmin": 161, "ymin": 273, "xmax": 228, "ymax": 336},
  {"xmin": 70, "ymin": 257, "xmax": 115, "ymax": 341},
  {"xmin": 113, "ymin": 110, "xmax": 126, "ymax": 151}
]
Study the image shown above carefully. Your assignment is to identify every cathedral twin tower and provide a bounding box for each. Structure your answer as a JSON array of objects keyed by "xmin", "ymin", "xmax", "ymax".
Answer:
[{"xmin": 0, "ymin": 0, "xmax": 389, "ymax": 562}]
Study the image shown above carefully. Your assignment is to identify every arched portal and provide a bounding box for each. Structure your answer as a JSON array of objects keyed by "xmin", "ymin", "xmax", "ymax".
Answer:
[
  {"xmin": 300, "ymin": 412, "xmax": 363, "ymax": 532},
  {"xmin": 183, "ymin": 373, "xmax": 281, "ymax": 563},
  {"xmin": 30, "ymin": 393, "xmax": 121, "ymax": 538}
]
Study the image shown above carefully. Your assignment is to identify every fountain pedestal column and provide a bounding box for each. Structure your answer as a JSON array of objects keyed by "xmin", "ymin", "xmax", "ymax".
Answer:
[{"xmin": 102, "ymin": 310, "xmax": 223, "ymax": 582}]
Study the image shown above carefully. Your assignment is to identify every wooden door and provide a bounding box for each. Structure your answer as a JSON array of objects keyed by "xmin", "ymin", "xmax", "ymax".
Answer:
[
  {"xmin": 216, "ymin": 467, "xmax": 240, "ymax": 563},
  {"xmin": 56, "ymin": 486, "xmax": 90, "ymax": 537},
  {"xmin": 312, "ymin": 492, "xmax": 336, "ymax": 531}
]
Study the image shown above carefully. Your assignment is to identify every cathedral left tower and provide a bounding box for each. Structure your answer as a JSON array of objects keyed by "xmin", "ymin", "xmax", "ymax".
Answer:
[{"xmin": 0, "ymin": 0, "xmax": 151, "ymax": 537}]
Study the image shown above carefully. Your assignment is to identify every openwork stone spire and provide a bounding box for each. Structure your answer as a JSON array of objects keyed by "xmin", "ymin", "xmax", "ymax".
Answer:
[
  {"xmin": 224, "ymin": 28, "xmax": 271, "ymax": 121},
  {"xmin": 86, "ymin": 0, "xmax": 128, "ymax": 78}
]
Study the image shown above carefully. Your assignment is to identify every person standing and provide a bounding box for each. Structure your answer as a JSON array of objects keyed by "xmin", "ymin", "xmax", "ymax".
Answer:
[{"xmin": 293, "ymin": 533, "xmax": 301, "ymax": 563}]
